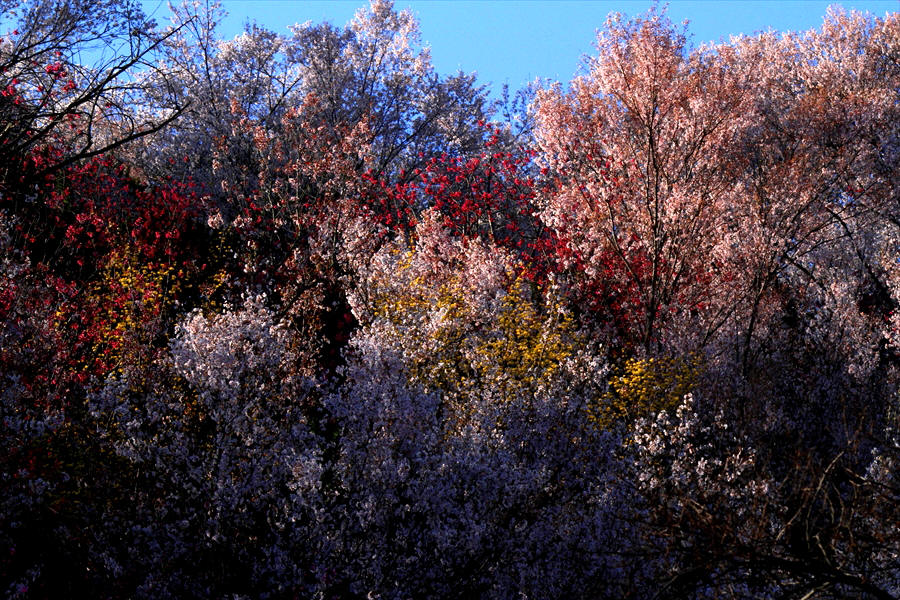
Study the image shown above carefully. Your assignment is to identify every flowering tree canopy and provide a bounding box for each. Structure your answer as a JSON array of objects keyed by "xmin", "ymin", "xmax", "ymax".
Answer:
[{"xmin": 1, "ymin": 1, "xmax": 898, "ymax": 598}]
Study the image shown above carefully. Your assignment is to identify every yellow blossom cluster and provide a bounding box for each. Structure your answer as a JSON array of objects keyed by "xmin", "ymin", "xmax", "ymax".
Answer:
[
  {"xmin": 198, "ymin": 230, "xmax": 238, "ymax": 313},
  {"xmin": 470, "ymin": 279, "xmax": 579, "ymax": 402},
  {"xmin": 85, "ymin": 247, "xmax": 183, "ymax": 376},
  {"xmin": 590, "ymin": 354, "xmax": 702, "ymax": 430},
  {"xmin": 370, "ymin": 246, "xmax": 582, "ymax": 423}
]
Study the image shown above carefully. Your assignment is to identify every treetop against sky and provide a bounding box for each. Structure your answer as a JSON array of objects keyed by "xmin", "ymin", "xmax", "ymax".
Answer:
[{"xmin": 142, "ymin": 0, "xmax": 898, "ymax": 91}]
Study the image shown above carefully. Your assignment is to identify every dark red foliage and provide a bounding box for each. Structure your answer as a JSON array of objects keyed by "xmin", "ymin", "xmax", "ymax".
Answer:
[{"xmin": 360, "ymin": 130, "xmax": 566, "ymax": 284}]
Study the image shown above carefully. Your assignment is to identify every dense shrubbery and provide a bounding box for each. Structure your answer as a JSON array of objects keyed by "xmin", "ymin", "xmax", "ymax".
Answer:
[{"xmin": 1, "ymin": 0, "xmax": 898, "ymax": 598}]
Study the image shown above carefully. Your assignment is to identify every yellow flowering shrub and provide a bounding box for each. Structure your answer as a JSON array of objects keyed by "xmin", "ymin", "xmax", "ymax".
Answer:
[
  {"xmin": 470, "ymin": 279, "xmax": 579, "ymax": 402},
  {"xmin": 197, "ymin": 229, "xmax": 239, "ymax": 313},
  {"xmin": 60, "ymin": 246, "xmax": 184, "ymax": 378},
  {"xmin": 367, "ymin": 238, "xmax": 584, "ymax": 424},
  {"xmin": 590, "ymin": 354, "xmax": 702, "ymax": 430},
  {"xmin": 370, "ymin": 251, "xmax": 477, "ymax": 398}
]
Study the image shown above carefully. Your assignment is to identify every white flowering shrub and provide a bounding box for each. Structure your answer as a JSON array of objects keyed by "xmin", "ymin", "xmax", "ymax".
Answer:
[
  {"xmin": 87, "ymin": 296, "xmax": 324, "ymax": 597},
  {"xmin": 316, "ymin": 336, "xmax": 639, "ymax": 599},
  {"xmin": 626, "ymin": 387, "xmax": 900, "ymax": 600}
]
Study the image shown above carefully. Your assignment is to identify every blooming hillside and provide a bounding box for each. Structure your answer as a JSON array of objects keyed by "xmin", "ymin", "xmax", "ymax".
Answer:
[{"xmin": 1, "ymin": 1, "xmax": 898, "ymax": 598}]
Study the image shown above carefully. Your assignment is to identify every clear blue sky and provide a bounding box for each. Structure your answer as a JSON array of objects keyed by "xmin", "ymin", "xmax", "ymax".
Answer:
[{"xmin": 143, "ymin": 0, "xmax": 898, "ymax": 93}]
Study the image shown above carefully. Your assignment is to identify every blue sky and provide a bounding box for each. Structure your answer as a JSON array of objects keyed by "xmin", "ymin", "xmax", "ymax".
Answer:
[{"xmin": 143, "ymin": 0, "xmax": 898, "ymax": 93}]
